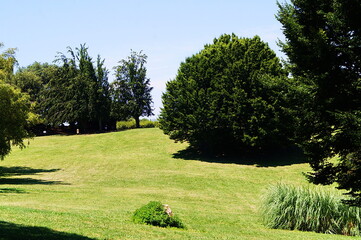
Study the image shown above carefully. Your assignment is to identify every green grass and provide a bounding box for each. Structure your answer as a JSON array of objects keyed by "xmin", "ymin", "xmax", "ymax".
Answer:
[{"xmin": 0, "ymin": 128, "xmax": 357, "ymax": 239}]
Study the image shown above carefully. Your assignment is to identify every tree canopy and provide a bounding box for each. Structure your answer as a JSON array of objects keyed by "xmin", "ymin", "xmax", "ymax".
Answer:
[
  {"xmin": 159, "ymin": 34, "xmax": 298, "ymax": 154},
  {"xmin": 14, "ymin": 62, "xmax": 56, "ymax": 103},
  {"xmin": 41, "ymin": 44, "xmax": 111, "ymax": 131},
  {"xmin": 0, "ymin": 43, "xmax": 17, "ymax": 83},
  {"xmin": 5, "ymin": 45, "xmax": 153, "ymax": 135},
  {"xmin": 277, "ymin": 0, "xmax": 361, "ymax": 205},
  {"xmin": 0, "ymin": 43, "xmax": 32, "ymax": 159},
  {"xmin": 111, "ymin": 50, "xmax": 153, "ymax": 128}
]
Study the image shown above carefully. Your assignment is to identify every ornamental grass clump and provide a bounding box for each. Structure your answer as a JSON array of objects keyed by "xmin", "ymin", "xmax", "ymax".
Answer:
[
  {"xmin": 262, "ymin": 183, "xmax": 361, "ymax": 236},
  {"xmin": 132, "ymin": 201, "xmax": 185, "ymax": 228}
]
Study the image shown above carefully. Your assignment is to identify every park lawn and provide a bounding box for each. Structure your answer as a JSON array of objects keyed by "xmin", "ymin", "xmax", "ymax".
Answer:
[{"xmin": 0, "ymin": 128, "xmax": 357, "ymax": 239}]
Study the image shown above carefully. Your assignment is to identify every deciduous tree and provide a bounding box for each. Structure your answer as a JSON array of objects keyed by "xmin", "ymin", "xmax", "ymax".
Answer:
[
  {"xmin": 0, "ymin": 43, "xmax": 31, "ymax": 159},
  {"xmin": 111, "ymin": 51, "xmax": 153, "ymax": 128}
]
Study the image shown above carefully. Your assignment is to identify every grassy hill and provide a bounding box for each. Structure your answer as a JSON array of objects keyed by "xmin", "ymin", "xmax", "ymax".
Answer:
[{"xmin": 0, "ymin": 128, "xmax": 356, "ymax": 239}]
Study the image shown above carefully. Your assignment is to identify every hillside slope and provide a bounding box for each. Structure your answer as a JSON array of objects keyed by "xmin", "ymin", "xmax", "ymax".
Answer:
[{"xmin": 0, "ymin": 128, "xmax": 356, "ymax": 239}]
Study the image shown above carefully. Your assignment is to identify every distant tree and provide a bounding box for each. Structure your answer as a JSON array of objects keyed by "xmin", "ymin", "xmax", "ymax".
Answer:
[
  {"xmin": 41, "ymin": 47, "xmax": 84, "ymax": 128},
  {"xmin": 277, "ymin": 0, "xmax": 361, "ymax": 205},
  {"xmin": 91, "ymin": 55, "xmax": 111, "ymax": 130},
  {"xmin": 13, "ymin": 62, "xmax": 59, "ymax": 128},
  {"xmin": 14, "ymin": 62, "xmax": 57, "ymax": 102},
  {"xmin": 41, "ymin": 44, "xmax": 111, "ymax": 131},
  {"xmin": 159, "ymin": 34, "xmax": 298, "ymax": 154},
  {"xmin": 0, "ymin": 43, "xmax": 17, "ymax": 83},
  {"xmin": 0, "ymin": 43, "xmax": 31, "ymax": 159},
  {"xmin": 111, "ymin": 50, "xmax": 153, "ymax": 128},
  {"xmin": 14, "ymin": 70, "xmax": 42, "ymax": 102}
]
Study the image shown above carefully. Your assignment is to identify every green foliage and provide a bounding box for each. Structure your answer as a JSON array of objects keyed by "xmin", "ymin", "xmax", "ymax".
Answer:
[
  {"xmin": 116, "ymin": 119, "xmax": 159, "ymax": 130},
  {"xmin": 13, "ymin": 63, "xmax": 58, "ymax": 128},
  {"xmin": 140, "ymin": 119, "xmax": 159, "ymax": 128},
  {"xmin": 132, "ymin": 201, "xmax": 185, "ymax": 228},
  {"xmin": 277, "ymin": 0, "xmax": 361, "ymax": 205},
  {"xmin": 41, "ymin": 44, "xmax": 111, "ymax": 131},
  {"xmin": 116, "ymin": 119, "xmax": 136, "ymax": 130},
  {"xmin": 14, "ymin": 62, "xmax": 55, "ymax": 102},
  {"xmin": 160, "ymin": 34, "xmax": 299, "ymax": 154},
  {"xmin": 0, "ymin": 42, "xmax": 17, "ymax": 83},
  {"xmin": 111, "ymin": 50, "xmax": 153, "ymax": 128},
  {"xmin": 262, "ymin": 183, "xmax": 361, "ymax": 236},
  {"xmin": 13, "ymin": 70, "xmax": 43, "ymax": 102},
  {"xmin": 0, "ymin": 83, "xmax": 32, "ymax": 159},
  {"xmin": 0, "ymin": 43, "xmax": 32, "ymax": 159}
]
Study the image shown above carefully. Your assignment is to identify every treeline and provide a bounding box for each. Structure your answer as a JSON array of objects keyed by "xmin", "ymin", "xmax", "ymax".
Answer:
[{"xmin": 10, "ymin": 45, "xmax": 153, "ymax": 134}]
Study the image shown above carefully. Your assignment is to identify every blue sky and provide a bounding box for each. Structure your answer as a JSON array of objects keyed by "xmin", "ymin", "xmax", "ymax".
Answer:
[{"xmin": 1, "ymin": 0, "xmax": 285, "ymax": 117}]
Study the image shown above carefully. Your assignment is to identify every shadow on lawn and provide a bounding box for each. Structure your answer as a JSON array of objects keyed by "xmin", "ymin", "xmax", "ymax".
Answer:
[
  {"xmin": 173, "ymin": 147, "xmax": 307, "ymax": 167},
  {"xmin": 0, "ymin": 167, "xmax": 60, "ymax": 177},
  {"xmin": 0, "ymin": 221, "xmax": 95, "ymax": 240},
  {"xmin": 0, "ymin": 188, "xmax": 27, "ymax": 194},
  {"xmin": 0, "ymin": 166, "xmax": 67, "ymax": 186}
]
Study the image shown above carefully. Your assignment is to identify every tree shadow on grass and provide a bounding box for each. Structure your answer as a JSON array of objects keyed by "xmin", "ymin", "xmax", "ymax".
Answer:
[
  {"xmin": 0, "ymin": 178, "xmax": 67, "ymax": 185},
  {"xmin": 0, "ymin": 188, "xmax": 27, "ymax": 194},
  {"xmin": 173, "ymin": 146, "xmax": 308, "ymax": 167},
  {"xmin": 0, "ymin": 221, "xmax": 95, "ymax": 240},
  {"xmin": 0, "ymin": 166, "xmax": 68, "ymax": 186},
  {"xmin": 0, "ymin": 167, "xmax": 60, "ymax": 177}
]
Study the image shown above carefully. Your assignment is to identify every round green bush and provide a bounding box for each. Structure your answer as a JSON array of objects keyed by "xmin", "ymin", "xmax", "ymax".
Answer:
[
  {"xmin": 159, "ymin": 34, "xmax": 297, "ymax": 154},
  {"xmin": 132, "ymin": 201, "xmax": 185, "ymax": 228}
]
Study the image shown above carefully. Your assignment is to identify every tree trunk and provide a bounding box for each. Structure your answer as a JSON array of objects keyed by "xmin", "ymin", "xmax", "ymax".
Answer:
[
  {"xmin": 135, "ymin": 116, "xmax": 140, "ymax": 128},
  {"xmin": 98, "ymin": 119, "xmax": 103, "ymax": 131}
]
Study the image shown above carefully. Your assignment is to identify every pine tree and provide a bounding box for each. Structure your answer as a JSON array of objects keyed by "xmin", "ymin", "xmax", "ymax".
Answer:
[{"xmin": 277, "ymin": 0, "xmax": 361, "ymax": 205}]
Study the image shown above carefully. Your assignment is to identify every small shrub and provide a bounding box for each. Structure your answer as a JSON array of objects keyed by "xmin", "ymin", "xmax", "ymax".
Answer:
[
  {"xmin": 116, "ymin": 119, "xmax": 136, "ymax": 130},
  {"xmin": 116, "ymin": 119, "xmax": 159, "ymax": 131},
  {"xmin": 262, "ymin": 183, "xmax": 361, "ymax": 236},
  {"xmin": 140, "ymin": 119, "xmax": 159, "ymax": 128},
  {"xmin": 132, "ymin": 201, "xmax": 185, "ymax": 228}
]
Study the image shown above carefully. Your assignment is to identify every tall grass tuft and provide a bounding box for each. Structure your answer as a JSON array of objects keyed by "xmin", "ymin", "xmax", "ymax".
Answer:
[{"xmin": 262, "ymin": 183, "xmax": 361, "ymax": 236}]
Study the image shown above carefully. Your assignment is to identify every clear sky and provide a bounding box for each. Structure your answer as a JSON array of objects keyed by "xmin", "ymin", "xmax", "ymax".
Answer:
[{"xmin": 1, "ymin": 0, "xmax": 285, "ymax": 118}]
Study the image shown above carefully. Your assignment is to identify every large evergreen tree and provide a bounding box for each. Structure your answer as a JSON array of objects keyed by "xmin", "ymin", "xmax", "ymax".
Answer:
[
  {"xmin": 159, "ymin": 34, "xmax": 298, "ymax": 154},
  {"xmin": 277, "ymin": 0, "xmax": 361, "ymax": 205},
  {"xmin": 111, "ymin": 50, "xmax": 153, "ymax": 128},
  {"xmin": 41, "ymin": 44, "xmax": 111, "ymax": 131},
  {"xmin": 92, "ymin": 55, "xmax": 111, "ymax": 130}
]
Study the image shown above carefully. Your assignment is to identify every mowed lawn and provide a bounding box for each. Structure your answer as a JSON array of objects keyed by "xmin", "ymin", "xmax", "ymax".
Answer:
[{"xmin": 0, "ymin": 128, "xmax": 357, "ymax": 239}]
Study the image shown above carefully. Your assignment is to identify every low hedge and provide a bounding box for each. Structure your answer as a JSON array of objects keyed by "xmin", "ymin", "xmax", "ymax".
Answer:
[{"xmin": 116, "ymin": 119, "xmax": 159, "ymax": 131}]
